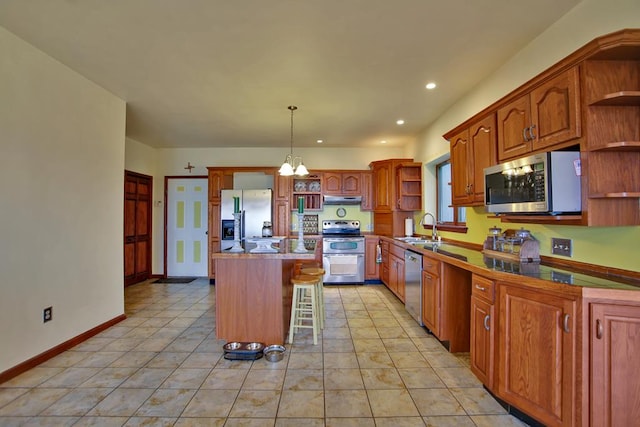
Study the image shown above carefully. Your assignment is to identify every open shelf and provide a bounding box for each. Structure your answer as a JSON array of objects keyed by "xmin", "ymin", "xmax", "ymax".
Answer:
[
  {"xmin": 589, "ymin": 91, "xmax": 640, "ymax": 106},
  {"xmin": 590, "ymin": 141, "xmax": 640, "ymax": 151}
]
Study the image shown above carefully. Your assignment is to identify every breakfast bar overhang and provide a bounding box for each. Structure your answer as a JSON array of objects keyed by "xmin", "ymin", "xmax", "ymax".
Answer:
[{"xmin": 212, "ymin": 239, "xmax": 317, "ymax": 345}]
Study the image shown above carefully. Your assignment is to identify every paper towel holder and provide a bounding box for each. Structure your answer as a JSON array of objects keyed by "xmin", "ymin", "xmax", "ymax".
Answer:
[{"xmin": 404, "ymin": 217, "xmax": 414, "ymax": 237}]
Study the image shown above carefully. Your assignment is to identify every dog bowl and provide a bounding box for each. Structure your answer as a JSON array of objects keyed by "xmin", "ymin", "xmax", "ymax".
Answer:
[
  {"xmin": 263, "ymin": 345, "xmax": 286, "ymax": 362},
  {"xmin": 223, "ymin": 342, "xmax": 242, "ymax": 351},
  {"xmin": 245, "ymin": 342, "xmax": 264, "ymax": 351}
]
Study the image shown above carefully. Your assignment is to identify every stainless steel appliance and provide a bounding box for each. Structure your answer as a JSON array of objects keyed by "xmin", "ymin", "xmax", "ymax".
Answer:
[
  {"xmin": 221, "ymin": 189, "xmax": 273, "ymax": 251},
  {"xmin": 484, "ymin": 151, "xmax": 581, "ymax": 214},
  {"xmin": 404, "ymin": 249, "xmax": 422, "ymax": 325},
  {"xmin": 321, "ymin": 220, "xmax": 365, "ymax": 284}
]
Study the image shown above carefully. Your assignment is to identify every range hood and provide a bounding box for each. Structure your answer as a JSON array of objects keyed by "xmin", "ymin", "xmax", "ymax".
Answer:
[{"xmin": 323, "ymin": 195, "xmax": 362, "ymax": 205}]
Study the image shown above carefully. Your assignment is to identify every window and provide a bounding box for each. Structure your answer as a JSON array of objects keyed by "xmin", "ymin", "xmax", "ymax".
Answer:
[{"xmin": 436, "ymin": 159, "xmax": 467, "ymax": 232}]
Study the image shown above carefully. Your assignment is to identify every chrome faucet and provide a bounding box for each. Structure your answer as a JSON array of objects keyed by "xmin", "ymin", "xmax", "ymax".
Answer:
[{"xmin": 419, "ymin": 212, "xmax": 438, "ymax": 241}]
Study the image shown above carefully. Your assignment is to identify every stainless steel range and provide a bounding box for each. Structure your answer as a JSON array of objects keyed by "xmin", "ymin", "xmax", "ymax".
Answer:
[{"xmin": 321, "ymin": 220, "xmax": 365, "ymax": 284}]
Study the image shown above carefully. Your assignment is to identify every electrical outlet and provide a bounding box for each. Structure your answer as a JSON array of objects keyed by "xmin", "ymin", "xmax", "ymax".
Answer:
[
  {"xmin": 551, "ymin": 238, "xmax": 572, "ymax": 257},
  {"xmin": 43, "ymin": 306, "xmax": 52, "ymax": 323}
]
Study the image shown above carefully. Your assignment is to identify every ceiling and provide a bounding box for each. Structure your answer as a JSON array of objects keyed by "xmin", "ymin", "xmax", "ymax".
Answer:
[{"xmin": 0, "ymin": 1, "xmax": 581, "ymax": 149}]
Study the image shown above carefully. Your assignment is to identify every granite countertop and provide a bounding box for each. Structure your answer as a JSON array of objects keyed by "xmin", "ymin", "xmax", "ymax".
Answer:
[{"xmin": 391, "ymin": 238, "xmax": 640, "ymax": 291}]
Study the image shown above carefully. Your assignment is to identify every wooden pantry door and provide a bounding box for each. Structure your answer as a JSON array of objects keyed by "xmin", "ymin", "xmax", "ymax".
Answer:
[{"xmin": 124, "ymin": 171, "xmax": 152, "ymax": 286}]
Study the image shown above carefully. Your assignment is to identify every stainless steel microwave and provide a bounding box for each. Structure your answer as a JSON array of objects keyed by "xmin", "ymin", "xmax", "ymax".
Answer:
[{"xmin": 484, "ymin": 151, "xmax": 581, "ymax": 214}]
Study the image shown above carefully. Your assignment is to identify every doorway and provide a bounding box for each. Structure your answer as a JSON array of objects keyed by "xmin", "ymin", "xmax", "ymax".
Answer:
[
  {"xmin": 165, "ymin": 177, "xmax": 208, "ymax": 277},
  {"xmin": 124, "ymin": 171, "xmax": 152, "ymax": 286}
]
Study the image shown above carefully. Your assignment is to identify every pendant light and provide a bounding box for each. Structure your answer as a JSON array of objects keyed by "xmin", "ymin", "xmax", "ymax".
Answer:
[{"xmin": 279, "ymin": 105, "xmax": 309, "ymax": 176}]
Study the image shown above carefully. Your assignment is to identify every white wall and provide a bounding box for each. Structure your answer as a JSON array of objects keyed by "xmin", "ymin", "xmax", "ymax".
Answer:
[
  {"xmin": 0, "ymin": 27, "xmax": 126, "ymax": 372},
  {"xmin": 124, "ymin": 142, "xmax": 407, "ymax": 274},
  {"xmin": 411, "ymin": 0, "xmax": 640, "ymax": 272}
]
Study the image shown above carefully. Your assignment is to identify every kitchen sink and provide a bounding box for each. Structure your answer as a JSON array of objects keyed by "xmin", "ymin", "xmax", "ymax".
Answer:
[{"xmin": 394, "ymin": 237, "xmax": 433, "ymax": 245}]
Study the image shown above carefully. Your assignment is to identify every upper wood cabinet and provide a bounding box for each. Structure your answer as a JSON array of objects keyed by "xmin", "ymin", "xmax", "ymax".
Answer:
[
  {"xmin": 445, "ymin": 30, "xmax": 640, "ymax": 226},
  {"xmin": 323, "ymin": 171, "xmax": 362, "ymax": 195},
  {"xmin": 371, "ymin": 160, "xmax": 394, "ymax": 212},
  {"xmin": 450, "ymin": 113, "xmax": 497, "ymax": 206},
  {"xmin": 581, "ymin": 58, "xmax": 640, "ymax": 226},
  {"xmin": 370, "ymin": 159, "xmax": 421, "ymax": 212},
  {"xmin": 360, "ymin": 171, "xmax": 373, "ymax": 211},
  {"xmin": 497, "ymin": 67, "xmax": 581, "ymax": 161}
]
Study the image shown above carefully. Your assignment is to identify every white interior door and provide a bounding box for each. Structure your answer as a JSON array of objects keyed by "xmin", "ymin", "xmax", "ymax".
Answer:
[{"xmin": 167, "ymin": 178, "xmax": 208, "ymax": 277}]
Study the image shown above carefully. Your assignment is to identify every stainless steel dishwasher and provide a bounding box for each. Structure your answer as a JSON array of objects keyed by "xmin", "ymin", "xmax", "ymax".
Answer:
[{"xmin": 404, "ymin": 249, "xmax": 422, "ymax": 326}]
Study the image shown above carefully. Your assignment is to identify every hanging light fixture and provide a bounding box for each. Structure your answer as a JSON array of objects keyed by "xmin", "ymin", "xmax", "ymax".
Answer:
[{"xmin": 279, "ymin": 105, "xmax": 309, "ymax": 176}]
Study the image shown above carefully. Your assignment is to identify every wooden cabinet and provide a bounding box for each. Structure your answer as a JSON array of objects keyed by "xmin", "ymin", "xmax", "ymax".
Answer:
[
  {"xmin": 497, "ymin": 67, "xmax": 581, "ymax": 161},
  {"xmin": 498, "ymin": 283, "xmax": 578, "ymax": 427},
  {"xmin": 379, "ymin": 240, "xmax": 390, "ymax": 286},
  {"xmin": 371, "ymin": 160, "xmax": 394, "ymax": 212},
  {"xmin": 388, "ymin": 252, "xmax": 405, "ymax": 301},
  {"xmin": 470, "ymin": 275, "xmax": 496, "ymax": 389},
  {"xmin": 385, "ymin": 242, "xmax": 405, "ymax": 301},
  {"xmin": 364, "ymin": 236, "xmax": 380, "ymax": 281},
  {"xmin": 588, "ymin": 300, "xmax": 640, "ymax": 427},
  {"xmin": 581, "ymin": 57, "xmax": 640, "ymax": 226},
  {"xmin": 360, "ymin": 171, "xmax": 373, "ymax": 211},
  {"xmin": 292, "ymin": 174, "xmax": 322, "ymax": 211},
  {"xmin": 450, "ymin": 114, "xmax": 497, "ymax": 207},
  {"xmin": 421, "ymin": 258, "xmax": 441, "ymax": 335},
  {"xmin": 420, "ymin": 258, "xmax": 470, "ymax": 352},
  {"xmin": 274, "ymin": 174, "xmax": 291, "ymax": 236},
  {"xmin": 323, "ymin": 171, "xmax": 362, "ymax": 195},
  {"xmin": 207, "ymin": 169, "xmax": 224, "ymax": 279},
  {"xmin": 370, "ymin": 159, "xmax": 422, "ymax": 237},
  {"xmin": 396, "ymin": 164, "xmax": 422, "ymax": 211}
]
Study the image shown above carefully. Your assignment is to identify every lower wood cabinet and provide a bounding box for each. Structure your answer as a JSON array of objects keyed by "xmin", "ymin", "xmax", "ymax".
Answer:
[
  {"xmin": 364, "ymin": 236, "xmax": 380, "ymax": 281},
  {"xmin": 588, "ymin": 300, "xmax": 640, "ymax": 427},
  {"xmin": 498, "ymin": 283, "xmax": 578, "ymax": 427},
  {"xmin": 381, "ymin": 241, "xmax": 405, "ymax": 302},
  {"xmin": 421, "ymin": 262, "xmax": 441, "ymax": 335},
  {"xmin": 470, "ymin": 275, "xmax": 495, "ymax": 390},
  {"xmin": 388, "ymin": 252, "xmax": 405, "ymax": 301}
]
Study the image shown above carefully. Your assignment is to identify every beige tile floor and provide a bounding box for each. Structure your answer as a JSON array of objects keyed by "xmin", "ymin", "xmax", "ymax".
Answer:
[{"xmin": 0, "ymin": 279, "xmax": 529, "ymax": 426}]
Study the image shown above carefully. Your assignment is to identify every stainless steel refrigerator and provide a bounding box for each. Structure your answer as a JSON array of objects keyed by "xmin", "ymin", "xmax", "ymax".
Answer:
[{"xmin": 220, "ymin": 189, "xmax": 273, "ymax": 251}]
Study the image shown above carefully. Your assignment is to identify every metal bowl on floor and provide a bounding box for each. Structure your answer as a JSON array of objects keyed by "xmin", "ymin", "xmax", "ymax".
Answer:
[
  {"xmin": 245, "ymin": 342, "xmax": 264, "ymax": 351},
  {"xmin": 263, "ymin": 345, "xmax": 286, "ymax": 362},
  {"xmin": 223, "ymin": 342, "xmax": 242, "ymax": 351}
]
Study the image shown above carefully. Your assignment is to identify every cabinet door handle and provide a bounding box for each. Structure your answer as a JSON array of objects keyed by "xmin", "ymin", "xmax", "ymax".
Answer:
[
  {"xmin": 522, "ymin": 127, "xmax": 529, "ymax": 141},
  {"xmin": 484, "ymin": 314, "xmax": 490, "ymax": 331},
  {"xmin": 474, "ymin": 284, "xmax": 486, "ymax": 291},
  {"xmin": 529, "ymin": 124, "xmax": 536, "ymax": 140},
  {"xmin": 562, "ymin": 313, "xmax": 571, "ymax": 333},
  {"xmin": 596, "ymin": 319, "xmax": 603, "ymax": 339}
]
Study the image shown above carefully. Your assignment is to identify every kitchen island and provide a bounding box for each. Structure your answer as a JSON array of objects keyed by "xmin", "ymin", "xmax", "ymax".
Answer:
[{"xmin": 212, "ymin": 238, "xmax": 318, "ymax": 345}]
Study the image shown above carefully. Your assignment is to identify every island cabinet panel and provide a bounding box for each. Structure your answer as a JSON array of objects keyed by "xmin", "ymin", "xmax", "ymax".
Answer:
[
  {"xmin": 498, "ymin": 283, "xmax": 577, "ymax": 427},
  {"xmin": 589, "ymin": 301, "xmax": 640, "ymax": 427},
  {"xmin": 215, "ymin": 258, "xmax": 295, "ymax": 345}
]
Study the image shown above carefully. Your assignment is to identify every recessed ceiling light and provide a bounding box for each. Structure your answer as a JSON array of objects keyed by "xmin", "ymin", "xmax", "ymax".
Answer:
[
  {"xmin": 396, "ymin": 119, "xmax": 405, "ymax": 125},
  {"xmin": 425, "ymin": 82, "xmax": 437, "ymax": 90},
  {"xmin": 380, "ymin": 140, "xmax": 387, "ymax": 144},
  {"xmin": 316, "ymin": 139, "xmax": 323, "ymax": 144}
]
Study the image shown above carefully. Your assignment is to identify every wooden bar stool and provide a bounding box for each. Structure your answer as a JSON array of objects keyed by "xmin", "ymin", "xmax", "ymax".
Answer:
[
  {"xmin": 300, "ymin": 267, "xmax": 325, "ymax": 329},
  {"xmin": 288, "ymin": 275, "xmax": 320, "ymax": 345}
]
